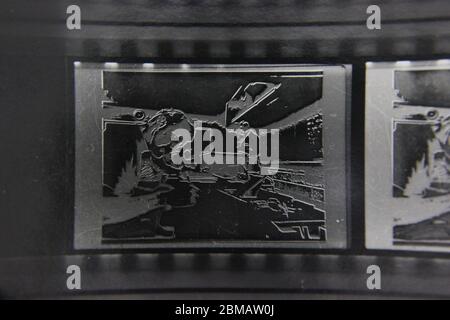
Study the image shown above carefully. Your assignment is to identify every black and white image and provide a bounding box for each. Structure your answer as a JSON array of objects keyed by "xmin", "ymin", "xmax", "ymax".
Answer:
[
  {"xmin": 74, "ymin": 64, "xmax": 349, "ymax": 249},
  {"xmin": 366, "ymin": 61, "xmax": 450, "ymax": 251}
]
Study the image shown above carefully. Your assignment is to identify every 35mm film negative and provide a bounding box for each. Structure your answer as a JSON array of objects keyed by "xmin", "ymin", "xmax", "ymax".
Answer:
[
  {"xmin": 366, "ymin": 60, "xmax": 450, "ymax": 252},
  {"xmin": 74, "ymin": 63, "xmax": 350, "ymax": 249}
]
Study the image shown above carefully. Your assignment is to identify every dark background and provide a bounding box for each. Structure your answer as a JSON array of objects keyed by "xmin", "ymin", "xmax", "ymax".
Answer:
[
  {"xmin": 1, "ymin": 0, "xmax": 450, "ymax": 298},
  {"xmin": 393, "ymin": 123, "xmax": 435, "ymax": 196}
]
